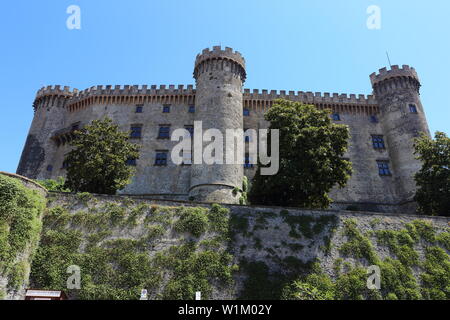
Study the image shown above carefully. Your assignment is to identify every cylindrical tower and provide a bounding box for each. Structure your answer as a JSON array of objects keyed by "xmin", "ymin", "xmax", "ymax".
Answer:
[
  {"xmin": 370, "ymin": 65, "xmax": 430, "ymax": 205},
  {"xmin": 16, "ymin": 85, "xmax": 73, "ymax": 179},
  {"xmin": 189, "ymin": 46, "xmax": 246, "ymax": 203}
]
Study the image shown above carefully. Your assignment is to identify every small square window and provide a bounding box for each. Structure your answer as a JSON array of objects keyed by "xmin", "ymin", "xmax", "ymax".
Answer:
[
  {"xmin": 163, "ymin": 105, "xmax": 171, "ymax": 113},
  {"xmin": 243, "ymin": 108, "xmax": 250, "ymax": 116},
  {"xmin": 130, "ymin": 126, "xmax": 142, "ymax": 139},
  {"xmin": 185, "ymin": 125, "xmax": 194, "ymax": 137},
  {"xmin": 332, "ymin": 113, "xmax": 341, "ymax": 121},
  {"xmin": 155, "ymin": 151, "xmax": 168, "ymax": 166},
  {"xmin": 46, "ymin": 165, "xmax": 53, "ymax": 172},
  {"xmin": 158, "ymin": 126, "xmax": 170, "ymax": 139},
  {"xmin": 370, "ymin": 115, "xmax": 378, "ymax": 123},
  {"xmin": 126, "ymin": 158, "xmax": 137, "ymax": 166},
  {"xmin": 244, "ymin": 129, "xmax": 251, "ymax": 142},
  {"xmin": 372, "ymin": 135, "xmax": 385, "ymax": 149},
  {"xmin": 409, "ymin": 104, "xmax": 418, "ymax": 113},
  {"xmin": 244, "ymin": 154, "xmax": 254, "ymax": 168},
  {"xmin": 377, "ymin": 161, "xmax": 391, "ymax": 176},
  {"xmin": 188, "ymin": 105, "xmax": 195, "ymax": 113},
  {"xmin": 61, "ymin": 161, "xmax": 69, "ymax": 170},
  {"xmin": 135, "ymin": 106, "xmax": 143, "ymax": 113},
  {"xmin": 182, "ymin": 151, "xmax": 192, "ymax": 165}
]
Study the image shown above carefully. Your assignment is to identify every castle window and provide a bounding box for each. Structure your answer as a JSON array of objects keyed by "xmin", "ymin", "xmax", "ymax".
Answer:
[
  {"xmin": 370, "ymin": 115, "xmax": 378, "ymax": 123},
  {"xmin": 135, "ymin": 105, "xmax": 143, "ymax": 113},
  {"xmin": 46, "ymin": 165, "xmax": 53, "ymax": 172},
  {"xmin": 163, "ymin": 105, "xmax": 171, "ymax": 113},
  {"xmin": 155, "ymin": 151, "xmax": 168, "ymax": 166},
  {"xmin": 61, "ymin": 160, "xmax": 69, "ymax": 170},
  {"xmin": 332, "ymin": 113, "xmax": 341, "ymax": 121},
  {"xmin": 244, "ymin": 128, "xmax": 251, "ymax": 142},
  {"xmin": 126, "ymin": 158, "xmax": 137, "ymax": 166},
  {"xmin": 244, "ymin": 154, "xmax": 254, "ymax": 168},
  {"xmin": 372, "ymin": 135, "xmax": 385, "ymax": 149},
  {"xmin": 243, "ymin": 108, "xmax": 250, "ymax": 116},
  {"xmin": 182, "ymin": 151, "xmax": 192, "ymax": 165},
  {"xmin": 409, "ymin": 104, "xmax": 418, "ymax": 113},
  {"xmin": 130, "ymin": 125, "xmax": 142, "ymax": 139},
  {"xmin": 71, "ymin": 122, "xmax": 80, "ymax": 131},
  {"xmin": 377, "ymin": 160, "xmax": 391, "ymax": 176},
  {"xmin": 185, "ymin": 125, "xmax": 194, "ymax": 137},
  {"xmin": 188, "ymin": 105, "xmax": 195, "ymax": 113},
  {"xmin": 158, "ymin": 126, "xmax": 170, "ymax": 139}
]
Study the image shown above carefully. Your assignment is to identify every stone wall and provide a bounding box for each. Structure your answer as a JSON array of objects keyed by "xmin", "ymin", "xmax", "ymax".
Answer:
[{"xmin": 26, "ymin": 191, "xmax": 449, "ymax": 300}]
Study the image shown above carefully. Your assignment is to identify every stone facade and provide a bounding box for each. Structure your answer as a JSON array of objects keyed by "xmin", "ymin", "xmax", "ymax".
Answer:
[{"xmin": 16, "ymin": 46, "xmax": 431, "ymax": 213}]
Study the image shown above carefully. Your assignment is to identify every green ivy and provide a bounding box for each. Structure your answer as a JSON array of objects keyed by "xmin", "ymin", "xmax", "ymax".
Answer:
[{"xmin": 0, "ymin": 174, "xmax": 46, "ymax": 294}]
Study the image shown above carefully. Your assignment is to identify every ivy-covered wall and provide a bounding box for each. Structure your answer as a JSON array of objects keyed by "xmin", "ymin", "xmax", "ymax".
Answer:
[
  {"xmin": 27, "ymin": 192, "xmax": 449, "ymax": 300},
  {"xmin": 0, "ymin": 173, "xmax": 46, "ymax": 300}
]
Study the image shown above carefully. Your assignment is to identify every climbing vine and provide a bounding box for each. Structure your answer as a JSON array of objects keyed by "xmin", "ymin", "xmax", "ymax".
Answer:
[{"xmin": 0, "ymin": 174, "xmax": 46, "ymax": 297}]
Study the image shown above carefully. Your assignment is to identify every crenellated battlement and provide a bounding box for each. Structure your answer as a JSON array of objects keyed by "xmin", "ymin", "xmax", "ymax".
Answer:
[
  {"xmin": 243, "ymin": 89, "xmax": 376, "ymax": 105},
  {"xmin": 35, "ymin": 85, "xmax": 78, "ymax": 98},
  {"xmin": 194, "ymin": 46, "xmax": 246, "ymax": 82},
  {"xmin": 370, "ymin": 65, "xmax": 419, "ymax": 86},
  {"xmin": 195, "ymin": 46, "xmax": 245, "ymax": 69}
]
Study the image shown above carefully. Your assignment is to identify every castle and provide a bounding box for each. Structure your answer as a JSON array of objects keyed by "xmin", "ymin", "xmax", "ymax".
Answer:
[{"xmin": 17, "ymin": 46, "xmax": 430, "ymax": 213}]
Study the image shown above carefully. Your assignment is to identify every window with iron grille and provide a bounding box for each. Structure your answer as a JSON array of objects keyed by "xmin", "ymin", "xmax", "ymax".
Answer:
[
  {"xmin": 372, "ymin": 135, "xmax": 385, "ymax": 149},
  {"xmin": 332, "ymin": 113, "xmax": 341, "ymax": 121},
  {"xmin": 377, "ymin": 160, "xmax": 391, "ymax": 176},
  {"xmin": 155, "ymin": 151, "xmax": 168, "ymax": 166},
  {"xmin": 370, "ymin": 115, "xmax": 378, "ymax": 123},
  {"xmin": 135, "ymin": 105, "xmax": 143, "ymax": 113},
  {"xmin": 163, "ymin": 105, "xmax": 171, "ymax": 113},
  {"xmin": 188, "ymin": 105, "xmax": 195, "ymax": 113},
  {"xmin": 158, "ymin": 126, "xmax": 170, "ymax": 139},
  {"xmin": 243, "ymin": 108, "xmax": 250, "ymax": 116},
  {"xmin": 130, "ymin": 126, "xmax": 142, "ymax": 139}
]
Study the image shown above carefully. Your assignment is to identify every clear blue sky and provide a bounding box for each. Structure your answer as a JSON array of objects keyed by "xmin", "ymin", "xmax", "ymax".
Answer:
[{"xmin": 1, "ymin": 0, "xmax": 449, "ymax": 173}]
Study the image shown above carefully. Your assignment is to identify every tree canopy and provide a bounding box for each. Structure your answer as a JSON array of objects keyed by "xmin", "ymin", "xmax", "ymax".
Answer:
[
  {"xmin": 64, "ymin": 118, "xmax": 140, "ymax": 195},
  {"xmin": 414, "ymin": 131, "xmax": 450, "ymax": 216},
  {"xmin": 248, "ymin": 99, "xmax": 352, "ymax": 208}
]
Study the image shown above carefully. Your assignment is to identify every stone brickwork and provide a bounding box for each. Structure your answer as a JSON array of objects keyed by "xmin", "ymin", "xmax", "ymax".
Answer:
[{"xmin": 16, "ymin": 47, "xmax": 431, "ymax": 213}]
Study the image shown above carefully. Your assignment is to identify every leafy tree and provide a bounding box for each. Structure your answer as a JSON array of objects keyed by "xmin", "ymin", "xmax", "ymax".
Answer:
[
  {"xmin": 414, "ymin": 131, "xmax": 450, "ymax": 216},
  {"xmin": 36, "ymin": 177, "xmax": 71, "ymax": 192},
  {"xmin": 64, "ymin": 118, "xmax": 140, "ymax": 195},
  {"xmin": 248, "ymin": 99, "xmax": 352, "ymax": 208}
]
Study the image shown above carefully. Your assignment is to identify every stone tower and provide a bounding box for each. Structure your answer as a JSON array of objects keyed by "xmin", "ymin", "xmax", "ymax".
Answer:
[
  {"xmin": 17, "ymin": 86, "xmax": 73, "ymax": 179},
  {"xmin": 370, "ymin": 65, "xmax": 430, "ymax": 208},
  {"xmin": 189, "ymin": 46, "xmax": 247, "ymax": 203}
]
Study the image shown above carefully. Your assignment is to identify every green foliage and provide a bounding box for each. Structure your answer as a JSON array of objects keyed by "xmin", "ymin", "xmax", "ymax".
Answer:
[
  {"xmin": 30, "ymin": 202, "xmax": 236, "ymax": 300},
  {"xmin": 64, "ymin": 117, "xmax": 140, "ymax": 195},
  {"xmin": 375, "ymin": 229, "xmax": 418, "ymax": 265},
  {"xmin": 339, "ymin": 219, "xmax": 379, "ymax": 265},
  {"xmin": 249, "ymin": 99, "xmax": 352, "ymax": 208},
  {"xmin": 420, "ymin": 246, "xmax": 450, "ymax": 299},
  {"xmin": 283, "ymin": 214, "xmax": 337, "ymax": 240},
  {"xmin": 36, "ymin": 177, "xmax": 71, "ymax": 192},
  {"xmin": 0, "ymin": 174, "xmax": 46, "ymax": 292},
  {"xmin": 405, "ymin": 219, "xmax": 436, "ymax": 242},
  {"xmin": 413, "ymin": 131, "xmax": 450, "ymax": 216},
  {"xmin": 174, "ymin": 207, "xmax": 209, "ymax": 237},
  {"xmin": 436, "ymin": 231, "xmax": 450, "ymax": 251},
  {"xmin": 158, "ymin": 243, "xmax": 235, "ymax": 299}
]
